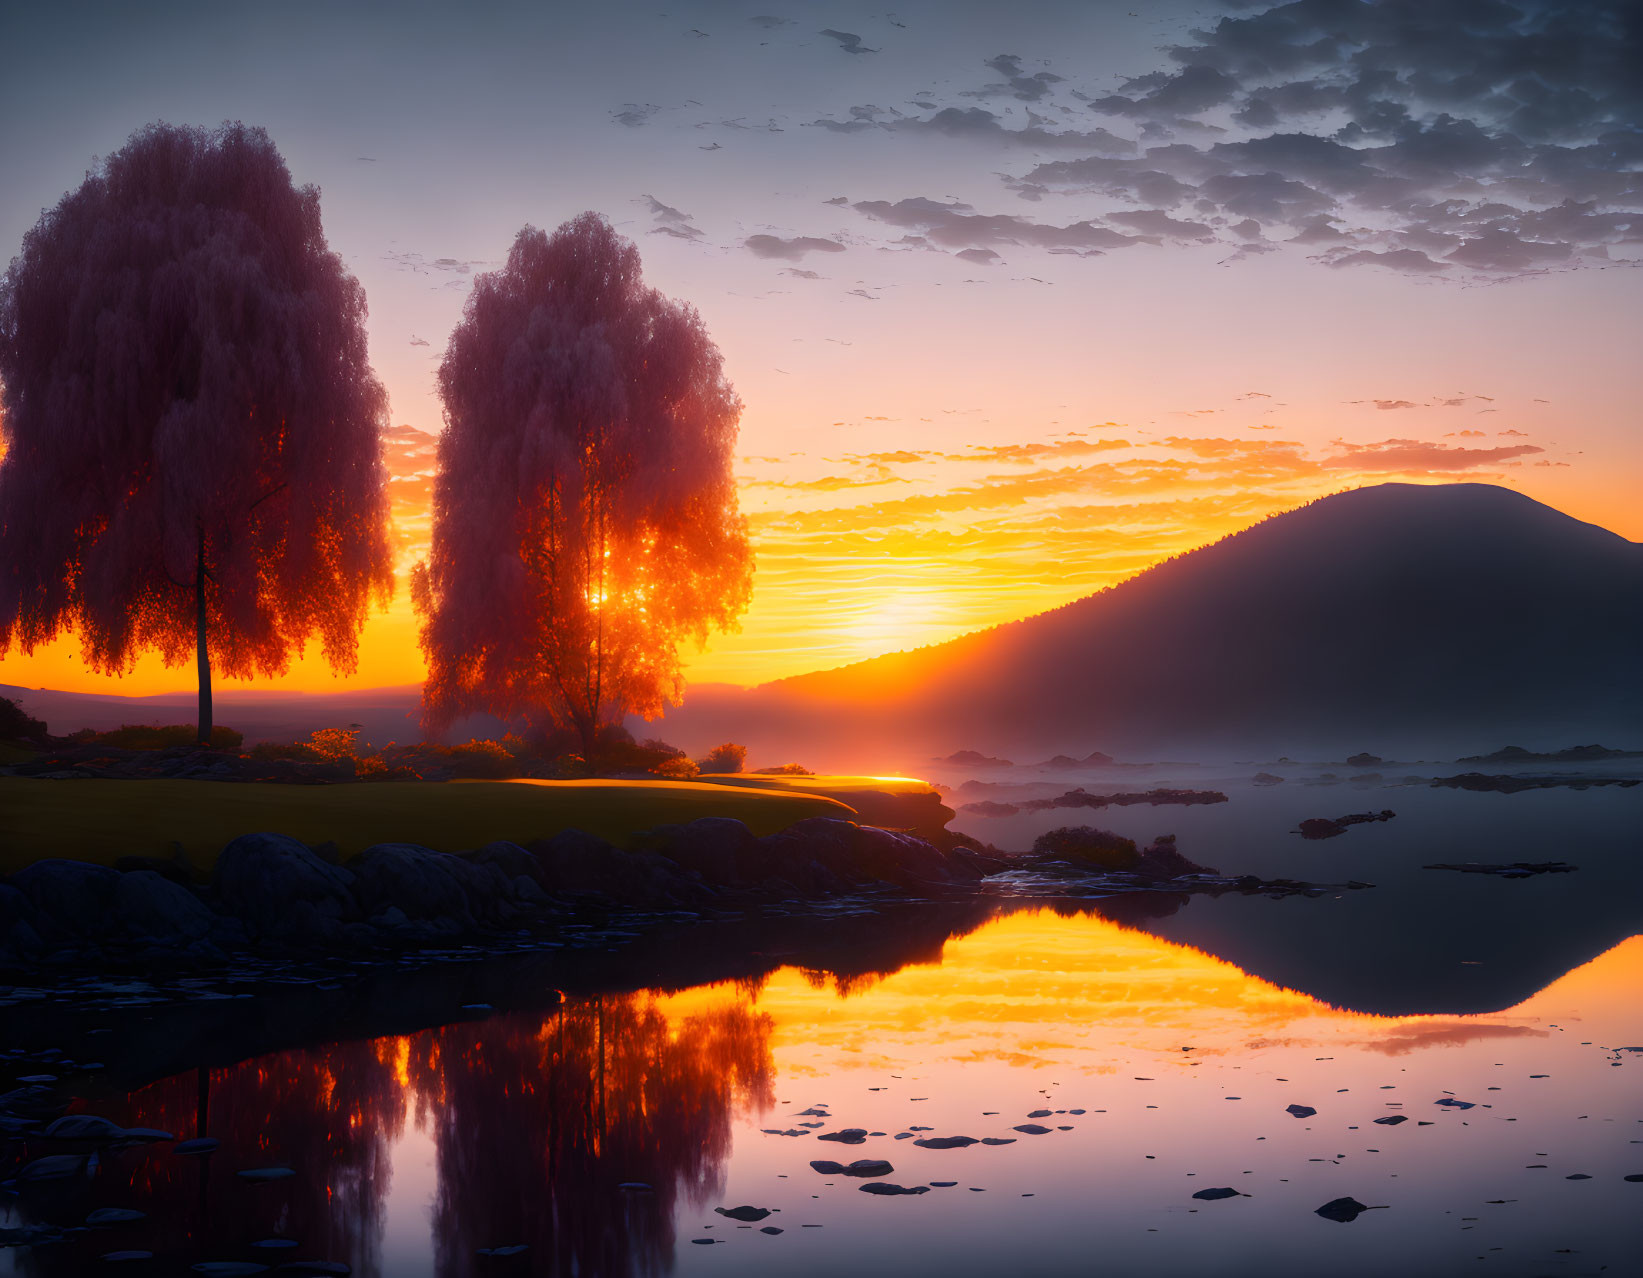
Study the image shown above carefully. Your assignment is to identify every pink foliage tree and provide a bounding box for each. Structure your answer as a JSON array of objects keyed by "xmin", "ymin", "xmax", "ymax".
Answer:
[
  {"xmin": 413, "ymin": 214, "xmax": 753, "ymax": 757},
  {"xmin": 0, "ymin": 122, "xmax": 393, "ymax": 743}
]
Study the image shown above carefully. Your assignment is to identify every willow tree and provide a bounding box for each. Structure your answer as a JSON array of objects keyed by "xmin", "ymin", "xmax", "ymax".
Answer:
[
  {"xmin": 413, "ymin": 214, "xmax": 753, "ymax": 757},
  {"xmin": 0, "ymin": 122, "xmax": 393, "ymax": 743}
]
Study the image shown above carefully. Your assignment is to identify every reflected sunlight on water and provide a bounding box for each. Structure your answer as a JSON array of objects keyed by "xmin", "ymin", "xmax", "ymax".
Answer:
[{"xmin": 5, "ymin": 911, "xmax": 1639, "ymax": 1278}]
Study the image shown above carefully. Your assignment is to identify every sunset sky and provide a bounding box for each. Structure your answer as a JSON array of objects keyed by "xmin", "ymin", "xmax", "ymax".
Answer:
[{"xmin": 2, "ymin": 0, "xmax": 1638, "ymax": 696}]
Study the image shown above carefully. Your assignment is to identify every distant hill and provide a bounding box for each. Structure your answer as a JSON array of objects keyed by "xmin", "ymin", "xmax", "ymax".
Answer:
[
  {"xmin": 0, "ymin": 684, "xmax": 506, "ymax": 749},
  {"xmin": 653, "ymin": 484, "xmax": 1643, "ymax": 765}
]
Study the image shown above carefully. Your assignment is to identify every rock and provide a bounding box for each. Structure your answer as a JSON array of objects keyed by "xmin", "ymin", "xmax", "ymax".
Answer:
[
  {"xmin": 809, "ymin": 1159, "xmax": 893, "ymax": 1177},
  {"xmin": 215, "ymin": 834, "xmax": 357, "ymax": 944},
  {"xmin": 639, "ymin": 818, "xmax": 756, "ymax": 884},
  {"xmin": 18, "ymin": 1153, "xmax": 90, "ymax": 1181},
  {"xmin": 465, "ymin": 840, "xmax": 544, "ymax": 887},
  {"xmin": 352, "ymin": 843, "xmax": 503, "ymax": 929},
  {"xmin": 1286, "ymin": 1105, "xmax": 1316, "ymax": 1118},
  {"xmin": 1373, "ymin": 1115, "xmax": 1407, "ymax": 1126},
  {"xmin": 1433, "ymin": 1098, "xmax": 1474, "ymax": 1109},
  {"xmin": 1346, "ymin": 753, "xmax": 1383, "ymax": 768},
  {"xmin": 1012, "ymin": 1124, "xmax": 1052, "ymax": 1135},
  {"xmin": 1192, "ymin": 1187, "xmax": 1240, "ymax": 1201},
  {"xmin": 816, "ymin": 1128, "xmax": 869, "ymax": 1144},
  {"xmin": 10, "ymin": 860, "xmax": 124, "ymax": 941},
  {"xmin": 0, "ymin": 884, "xmax": 44, "ymax": 959},
  {"xmin": 760, "ymin": 1226, "xmax": 783, "ymax": 1235},
  {"xmin": 1424, "ymin": 861, "xmax": 1577, "ymax": 877},
  {"xmin": 86, "ymin": 1207, "xmax": 147, "ymax": 1225},
  {"xmin": 237, "ymin": 1166, "xmax": 296, "ymax": 1181},
  {"xmin": 913, "ymin": 1136, "xmax": 978, "ymax": 1149},
  {"xmin": 714, "ymin": 1205, "xmax": 771, "ymax": 1222},
  {"xmin": 115, "ymin": 871, "xmax": 215, "ymax": 942},
  {"xmin": 860, "ymin": 1182, "xmax": 929, "ymax": 1195},
  {"xmin": 1252, "ymin": 772, "xmax": 1284, "ymax": 785},
  {"xmin": 979, "ymin": 1137, "xmax": 1016, "ymax": 1145},
  {"xmin": 45, "ymin": 1114, "xmax": 128, "ymax": 1142},
  {"xmin": 101, "ymin": 1253, "xmax": 155, "ymax": 1264},
  {"xmin": 1315, "ymin": 1196, "xmax": 1374, "ymax": 1223},
  {"xmin": 175, "ymin": 1137, "xmax": 220, "ymax": 1156}
]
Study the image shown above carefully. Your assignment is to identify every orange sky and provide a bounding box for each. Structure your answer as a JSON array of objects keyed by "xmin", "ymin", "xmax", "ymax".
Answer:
[{"xmin": 2, "ymin": 419, "xmax": 1633, "ymax": 699}]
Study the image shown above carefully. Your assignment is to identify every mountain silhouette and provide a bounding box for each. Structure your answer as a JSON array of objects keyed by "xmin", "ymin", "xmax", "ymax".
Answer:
[{"xmin": 674, "ymin": 483, "xmax": 1643, "ymax": 763}]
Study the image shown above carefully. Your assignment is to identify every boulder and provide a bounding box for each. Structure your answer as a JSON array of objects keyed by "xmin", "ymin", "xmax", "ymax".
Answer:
[
  {"xmin": 0, "ymin": 884, "xmax": 44, "ymax": 960},
  {"xmin": 350, "ymin": 844, "xmax": 484, "ymax": 929},
  {"xmin": 637, "ymin": 818, "xmax": 756, "ymax": 884},
  {"xmin": 10, "ymin": 860, "xmax": 124, "ymax": 941},
  {"xmin": 466, "ymin": 840, "xmax": 544, "ymax": 887},
  {"xmin": 114, "ymin": 871, "xmax": 215, "ymax": 942},
  {"xmin": 214, "ymin": 833, "xmax": 358, "ymax": 944}
]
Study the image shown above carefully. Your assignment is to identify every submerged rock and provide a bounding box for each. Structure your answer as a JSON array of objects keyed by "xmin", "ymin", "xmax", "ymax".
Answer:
[
  {"xmin": 1315, "ymin": 1196, "xmax": 1375, "ymax": 1223},
  {"xmin": 1286, "ymin": 1104, "xmax": 1317, "ymax": 1118},
  {"xmin": 914, "ymin": 1136, "xmax": 979, "ymax": 1149},
  {"xmin": 714, "ymin": 1205, "xmax": 771, "ymax": 1222},
  {"xmin": 810, "ymin": 1159, "xmax": 894, "ymax": 1177},
  {"xmin": 860, "ymin": 1182, "xmax": 930, "ymax": 1195}
]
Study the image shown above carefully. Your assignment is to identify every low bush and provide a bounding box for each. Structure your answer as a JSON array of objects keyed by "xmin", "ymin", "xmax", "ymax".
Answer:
[
  {"xmin": 1031, "ymin": 825, "xmax": 1139, "ymax": 871},
  {"xmin": 697, "ymin": 742, "xmax": 747, "ymax": 774},
  {"xmin": 752, "ymin": 762, "xmax": 814, "ymax": 776},
  {"xmin": 0, "ymin": 696, "xmax": 49, "ymax": 743},
  {"xmin": 66, "ymin": 722, "xmax": 243, "ymax": 751}
]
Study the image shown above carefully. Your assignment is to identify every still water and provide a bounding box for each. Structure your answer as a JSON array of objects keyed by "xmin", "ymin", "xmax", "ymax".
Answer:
[{"xmin": 2, "ymin": 777, "xmax": 1640, "ymax": 1276}]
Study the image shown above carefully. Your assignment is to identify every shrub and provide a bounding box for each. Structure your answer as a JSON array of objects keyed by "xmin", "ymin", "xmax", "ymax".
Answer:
[
  {"xmin": 247, "ymin": 739, "xmax": 319, "ymax": 761},
  {"xmin": 697, "ymin": 742, "xmax": 747, "ymax": 774},
  {"xmin": 751, "ymin": 763, "xmax": 814, "ymax": 776},
  {"xmin": 307, "ymin": 726, "xmax": 361, "ymax": 761},
  {"xmin": 0, "ymin": 696, "xmax": 49, "ymax": 742},
  {"xmin": 66, "ymin": 722, "xmax": 243, "ymax": 751},
  {"xmin": 1031, "ymin": 825, "xmax": 1139, "ymax": 871}
]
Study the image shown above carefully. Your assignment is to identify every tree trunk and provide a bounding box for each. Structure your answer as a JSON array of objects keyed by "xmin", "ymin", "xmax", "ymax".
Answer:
[{"xmin": 195, "ymin": 528, "xmax": 213, "ymax": 746}]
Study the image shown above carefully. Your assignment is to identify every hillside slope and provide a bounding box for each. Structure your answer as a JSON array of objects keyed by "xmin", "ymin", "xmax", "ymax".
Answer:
[{"xmin": 718, "ymin": 483, "xmax": 1643, "ymax": 761}]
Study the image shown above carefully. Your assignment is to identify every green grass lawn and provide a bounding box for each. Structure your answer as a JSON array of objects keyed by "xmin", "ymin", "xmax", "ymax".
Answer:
[
  {"xmin": 695, "ymin": 774, "xmax": 954, "ymax": 835},
  {"xmin": 0, "ymin": 777, "xmax": 856, "ymax": 874}
]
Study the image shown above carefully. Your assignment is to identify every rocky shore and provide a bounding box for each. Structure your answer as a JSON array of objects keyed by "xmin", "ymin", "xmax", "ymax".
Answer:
[{"xmin": 0, "ymin": 815, "xmax": 1364, "ymax": 975}]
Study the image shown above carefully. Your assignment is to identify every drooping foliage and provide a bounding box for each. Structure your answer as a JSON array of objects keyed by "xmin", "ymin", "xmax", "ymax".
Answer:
[
  {"xmin": 414, "ymin": 213, "xmax": 753, "ymax": 752},
  {"xmin": 0, "ymin": 121, "xmax": 393, "ymax": 737}
]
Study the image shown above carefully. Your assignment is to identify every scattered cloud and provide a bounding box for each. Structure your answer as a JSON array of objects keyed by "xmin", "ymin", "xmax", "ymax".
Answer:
[
  {"xmin": 1321, "ymin": 438, "xmax": 1544, "ymax": 471},
  {"xmin": 745, "ymin": 234, "xmax": 847, "ymax": 260},
  {"xmin": 820, "ymin": 29, "xmax": 877, "ymax": 54},
  {"xmin": 641, "ymin": 194, "xmax": 705, "ymax": 242}
]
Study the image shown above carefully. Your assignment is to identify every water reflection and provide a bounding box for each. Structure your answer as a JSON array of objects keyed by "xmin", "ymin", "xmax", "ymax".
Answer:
[{"xmin": 4, "ymin": 912, "xmax": 1638, "ymax": 1277}]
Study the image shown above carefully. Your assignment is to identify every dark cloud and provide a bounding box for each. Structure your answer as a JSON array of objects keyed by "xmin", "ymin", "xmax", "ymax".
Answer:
[
  {"xmin": 749, "ymin": 15, "xmax": 793, "ymax": 29},
  {"xmin": 809, "ymin": 104, "xmax": 1137, "ymax": 154},
  {"xmin": 611, "ymin": 103, "xmax": 660, "ymax": 127},
  {"xmin": 852, "ymin": 197, "xmax": 1147, "ymax": 252},
  {"xmin": 833, "ymin": 0, "xmax": 1643, "ymax": 276},
  {"xmin": 954, "ymin": 248, "xmax": 1002, "ymax": 264},
  {"xmin": 781, "ymin": 267, "xmax": 824, "ymax": 279},
  {"xmin": 820, "ymin": 29, "xmax": 877, "ymax": 54},
  {"xmin": 1107, "ymin": 209, "xmax": 1215, "ymax": 240},
  {"xmin": 1372, "ymin": 400, "xmax": 1418, "ymax": 410},
  {"xmin": 970, "ymin": 53, "xmax": 1065, "ymax": 103},
  {"xmin": 745, "ymin": 234, "xmax": 847, "ymax": 260}
]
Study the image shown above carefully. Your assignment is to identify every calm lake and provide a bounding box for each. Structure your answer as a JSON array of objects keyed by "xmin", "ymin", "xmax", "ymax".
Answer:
[{"xmin": 3, "ymin": 769, "xmax": 1639, "ymax": 1276}]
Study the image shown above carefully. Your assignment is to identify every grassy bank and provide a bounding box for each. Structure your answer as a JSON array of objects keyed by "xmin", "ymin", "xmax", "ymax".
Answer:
[
  {"xmin": 0, "ymin": 777, "xmax": 856, "ymax": 873},
  {"xmin": 695, "ymin": 774, "xmax": 954, "ymax": 836}
]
